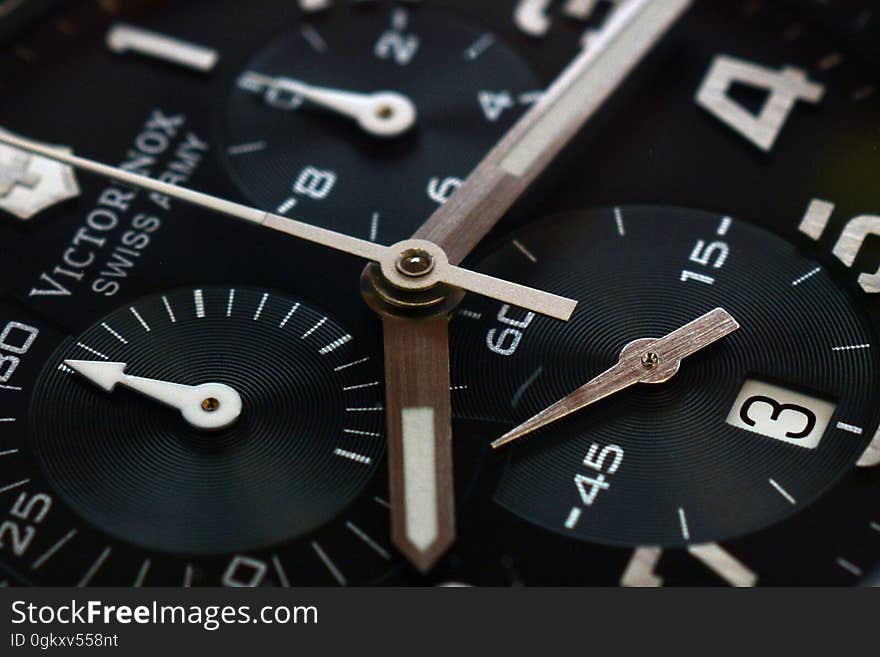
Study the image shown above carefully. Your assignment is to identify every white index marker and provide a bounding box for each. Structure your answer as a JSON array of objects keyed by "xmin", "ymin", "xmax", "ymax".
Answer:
[
  {"xmin": 106, "ymin": 23, "xmax": 219, "ymax": 72},
  {"xmin": 401, "ymin": 407, "xmax": 439, "ymax": 554}
]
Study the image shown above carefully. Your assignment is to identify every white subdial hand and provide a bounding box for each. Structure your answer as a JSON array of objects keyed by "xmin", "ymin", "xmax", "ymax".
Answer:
[
  {"xmin": 65, "ymin": 360, "xmax": 243, "ymax": 431},
  {"xmin": 241, "ymin": 71, "xmax": 417, "ymax": 138}
]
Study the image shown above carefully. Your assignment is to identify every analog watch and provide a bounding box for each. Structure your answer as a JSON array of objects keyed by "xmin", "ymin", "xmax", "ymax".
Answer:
[{"xmin": 0, "ymin": 0, "xmax": 878, "ymax": 587}]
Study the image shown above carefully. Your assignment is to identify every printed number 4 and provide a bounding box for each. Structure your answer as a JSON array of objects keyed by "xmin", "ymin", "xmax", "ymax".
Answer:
[{"xmin": 696, "ymin": 55, "xmax": 825, "ymax": 152}]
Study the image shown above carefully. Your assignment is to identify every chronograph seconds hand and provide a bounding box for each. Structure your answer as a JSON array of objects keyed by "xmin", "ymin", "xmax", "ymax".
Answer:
[{"xmin": 0, "ymin": 129, "xmax": 574, "ymax": 322}]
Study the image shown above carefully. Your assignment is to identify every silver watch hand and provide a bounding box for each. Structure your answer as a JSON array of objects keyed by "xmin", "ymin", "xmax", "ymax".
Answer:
[
  {"xmin": 0, "ymin": 130, "xmax": 575, "ymax": 321},
  {"xmin": 241, "ymin": 71, "xmax": 417, "ymax": 138},
  {"xmin": 414, "ymin": 0, "xmax": 693, "ymax": 265},
  {"xmin": 492, "ymin": 308, "xmax": 740, "ymax": 448},
  {"xmin": 65, "ymin": 360, "xmax": 242, "ymax": 431}
]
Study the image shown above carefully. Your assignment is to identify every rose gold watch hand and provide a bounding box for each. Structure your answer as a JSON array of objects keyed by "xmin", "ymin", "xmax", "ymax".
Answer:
[
  {"xmin": 415, "ymin": 0, "xmax": 692, "ymax": 265},
  {"xmin": 380, "ymin": 316, "xmax": 455, "ymax": 572},
  {"xmin": 492, "ymin": 309, "xmax": 740, "ymax": 449}
]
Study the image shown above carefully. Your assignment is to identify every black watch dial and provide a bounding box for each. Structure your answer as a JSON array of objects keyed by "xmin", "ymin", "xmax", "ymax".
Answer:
[
  {"xmin": 0, "ymin": 0, "xmax": 878, "ymax": 587},
  {"xmin": 223, "ymin": 3, "xmax": 539, "ymax": 245},
  {"xmin": 451, "ymin": 206, "xmax": 880, "ymax": 557}
]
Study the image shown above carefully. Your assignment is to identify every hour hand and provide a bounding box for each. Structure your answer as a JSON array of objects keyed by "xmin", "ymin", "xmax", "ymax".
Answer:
[
  {"xmin": 380, "ymin": 316, "xmax": 455, "ymax": 572},
  {"xmin": 65, "ymin": 360, "xmax": 242, "ymax": 431},
  {"xmin": 239, "ymin": 71, "xmax": 417, "ymax": 138},
  {"xmin": 492, "ymin": 308, "xmax": 739, "ymax": 448}
]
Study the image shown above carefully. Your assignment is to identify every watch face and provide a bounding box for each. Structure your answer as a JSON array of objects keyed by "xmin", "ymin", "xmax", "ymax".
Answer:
[{"xmin": 0, "ymin": 0, "xmax": 877, "ymax": 587}]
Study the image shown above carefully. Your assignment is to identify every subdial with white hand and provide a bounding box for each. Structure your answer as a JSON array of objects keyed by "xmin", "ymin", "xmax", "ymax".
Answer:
[
  {"xmin": 30, "ymin": 286, "xmax": 388, "ymax": 568},
  {"xmin": 224, "ymin": 4, "xmax": 542, "ymax": 245}
]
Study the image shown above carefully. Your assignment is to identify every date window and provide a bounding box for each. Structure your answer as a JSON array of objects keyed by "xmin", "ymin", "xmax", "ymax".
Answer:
[{"xmin": 726, "ymin": 379, "xmax": 836, "ymax": 449}]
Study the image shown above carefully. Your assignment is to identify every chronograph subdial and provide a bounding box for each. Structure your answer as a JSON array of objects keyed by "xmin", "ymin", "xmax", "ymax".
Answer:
[
  {"xmin": 32, "ymin": 286, "xmax": 385, "ymax": 555},
  {"xmin": 450, "ymin": 207, "xmax": 880, "ymax": 553},
  {"xmin": 222, "ymin": 2, "xmax": 540, "ymax": 245},
  {"xmin": 0, "ymin": 286, "xmax": 403, "ymax": 586}
]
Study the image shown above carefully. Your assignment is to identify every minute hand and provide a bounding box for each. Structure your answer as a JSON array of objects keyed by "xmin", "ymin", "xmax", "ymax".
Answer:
[{"xmin": 414, "ymin": 0, "xmax": 692, "ymax": 265}]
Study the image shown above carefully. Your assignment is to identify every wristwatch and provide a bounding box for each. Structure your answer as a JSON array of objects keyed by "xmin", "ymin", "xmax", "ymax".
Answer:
[{"xmin": 0, "ymin": 0, "xmax": 878, "ymax": 587}]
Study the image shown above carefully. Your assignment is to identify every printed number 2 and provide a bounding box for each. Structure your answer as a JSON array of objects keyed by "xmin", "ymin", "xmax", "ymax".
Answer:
[{"xmin": 374, "ymin": 9, "xmax": 420, "ymax": 66}]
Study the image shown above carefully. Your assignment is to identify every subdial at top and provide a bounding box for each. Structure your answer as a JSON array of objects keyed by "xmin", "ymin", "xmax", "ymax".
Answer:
[
  {"xmin": 222, "ymin": 3, "xmax": 540, "ymax": 245},
  {"xmin": 450, "ymin": 206, "xmax": 880, "ymax": 548}
]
